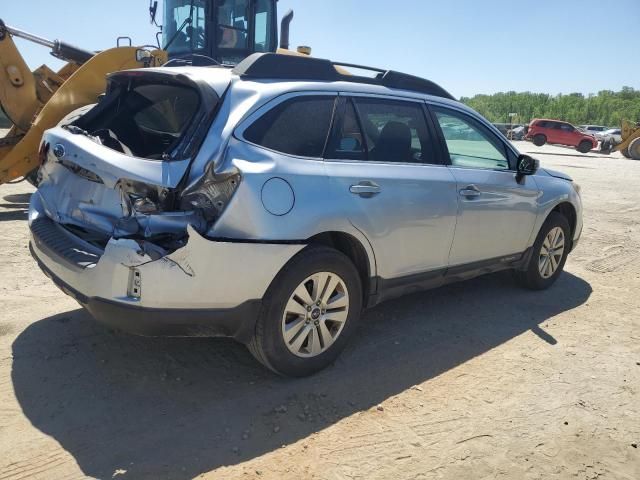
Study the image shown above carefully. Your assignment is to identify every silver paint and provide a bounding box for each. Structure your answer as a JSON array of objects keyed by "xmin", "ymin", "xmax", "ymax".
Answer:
[{"xmin": 30, "ymin": 65, "xmax": 583, "ymax": 314}]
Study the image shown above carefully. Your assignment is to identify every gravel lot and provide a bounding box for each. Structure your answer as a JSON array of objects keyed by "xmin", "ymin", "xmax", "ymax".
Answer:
[{"xmin": 0, "ymin": 141, "xmax": 638, "ymax": 480}]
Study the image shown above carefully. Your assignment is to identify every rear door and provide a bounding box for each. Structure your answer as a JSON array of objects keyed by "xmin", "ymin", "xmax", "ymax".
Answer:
[
  {"xmin": 429, "ymin": 104, "xmax": 539, "ymax": 267},
  {"xmin": 557, "ymin": 122, "xmax": 577, "ymax": 146},
  {"xmin": 324, "ymin": 95, "xmax": 458, "ymax": 282}
]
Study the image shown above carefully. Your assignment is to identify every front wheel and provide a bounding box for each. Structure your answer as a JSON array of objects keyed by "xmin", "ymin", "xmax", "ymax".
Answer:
[
  {"xmin": 248, "ymin": 246, "xmax": 363, "ymax": 377},
  {"xmin": 628, "ymin": 138, "xmax": 640, "ymax": 160},
  {"xmin": 577, "ymin": 140, "xmax": 593, "ymax": 154},
  {"xmin": 514, "ymin": 212, "xmax": 571, "ymax": 290}
]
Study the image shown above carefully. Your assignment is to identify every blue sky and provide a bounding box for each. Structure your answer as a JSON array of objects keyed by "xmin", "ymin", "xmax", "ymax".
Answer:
[{"xmin": 4, "ymin": 0, "xmax": 638, "ymax": 98}]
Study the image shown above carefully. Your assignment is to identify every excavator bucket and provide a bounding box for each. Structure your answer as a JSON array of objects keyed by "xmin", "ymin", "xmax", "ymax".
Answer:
[{"xmin": 0, "ymin": 22, "xmax": 167, "ymax": 184}]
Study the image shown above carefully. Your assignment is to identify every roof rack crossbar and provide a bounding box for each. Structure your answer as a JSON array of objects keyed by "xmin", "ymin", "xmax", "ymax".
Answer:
[
  {"xmin": 232, "ymin": 53, "xmax": 456, "ymax": 101},
  {"xmin": 332, "ymin": 61, "xmax": 386, "ymax": 75}
]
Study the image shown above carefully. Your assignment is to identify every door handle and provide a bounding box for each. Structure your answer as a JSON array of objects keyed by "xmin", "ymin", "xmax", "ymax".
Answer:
[
  {"xmin": 459, "ymin": 185, "xmax": 481, "ymax": 198},
  {"xmin": 350, "ymin": 181, "xmax": 381, "ymax": 197}
]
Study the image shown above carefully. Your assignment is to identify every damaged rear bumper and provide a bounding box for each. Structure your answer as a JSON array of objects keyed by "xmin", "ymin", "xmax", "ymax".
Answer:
[
  {"xmin": 29, "ymin": 193, "xmax": 305, "ymax": 341},
  {"xmin": 30, "ymin": 247, "xmax": 262, "ymax": 340}
]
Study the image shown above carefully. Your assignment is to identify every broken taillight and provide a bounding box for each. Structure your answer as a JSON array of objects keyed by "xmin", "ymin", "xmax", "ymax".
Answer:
[
  {"xmin": 179, "ymin": 165, "xmax": 241, "ymax": 222},
  {"xmin": 38, "ymin": 142, "xmax": 50, "ymax": 166}
]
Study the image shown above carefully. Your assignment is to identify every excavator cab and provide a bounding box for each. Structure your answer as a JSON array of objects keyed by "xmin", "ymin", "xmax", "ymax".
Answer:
[
  {"xmin": 0, "ymin": 0, "xmax": 285, "ymax": 185},
  {"xmin": 160, "ymin": 0, "xmax": 278, "ymax": 65}
]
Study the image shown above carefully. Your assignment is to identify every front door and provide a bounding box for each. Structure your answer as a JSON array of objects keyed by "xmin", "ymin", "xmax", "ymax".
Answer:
[
  {"xmin": 324, "ymin": 96, "xmax": 459, "ymax": 283},
  {"xmin": 430, "ymin": 105, "xmax": 540, "ymax": 267}
]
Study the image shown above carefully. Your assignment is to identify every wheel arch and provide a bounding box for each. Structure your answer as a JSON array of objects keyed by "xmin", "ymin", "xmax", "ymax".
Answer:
[
  {"xmin": 533, "ymin": 202, "xmax": 578, "ymax": 253},
  {"xmin": 550, "ymin": 202, "xmax": 577, "ymax": 238},
  {"xmin": 306, "ymin": 231, "xmax": 375, "ymax": 304}
]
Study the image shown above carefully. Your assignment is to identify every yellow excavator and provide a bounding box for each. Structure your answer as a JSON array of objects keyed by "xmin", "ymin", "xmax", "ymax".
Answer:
[
  {"xmin": 601, "ymin": 120, "xmax": 640, "ymax": 160},
  {"xmin": 0, "ymin": 0, "xmax": 299, "ymax": 185}
]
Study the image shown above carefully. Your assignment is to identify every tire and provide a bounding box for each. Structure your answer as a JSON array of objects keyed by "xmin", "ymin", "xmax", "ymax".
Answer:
[
  {"xmin": 514, "ymin": 212, "xmax": 571, "ymax": 290},
  {"xmin": 628, "ymin": 138, "xmax": 640, "ymax": 160},
  {"xmin": 577, "ymin": 140, "xmax": 592, "ymax": 154},
  {"xmin": 248, "ymin": 245, "xmax": 363, "ymax": 377},
  {"xmin": 533, "ymin": 134, "xmax": 546, "ymax": 147},
  {"xmin": 621, "ymin": 147, "xmax": 631, "ymax": 159}
]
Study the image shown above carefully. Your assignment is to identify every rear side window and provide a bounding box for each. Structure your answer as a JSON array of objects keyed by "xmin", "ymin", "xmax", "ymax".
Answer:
[{"xmin": 244, "ymin": 96, "xmax": 336, "ymax": 157}]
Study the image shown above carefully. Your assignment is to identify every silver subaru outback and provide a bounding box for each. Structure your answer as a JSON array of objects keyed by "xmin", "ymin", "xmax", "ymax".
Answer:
[{"xmin": 29, "ymin": 53, "xmax": 582, "ymax": 376}]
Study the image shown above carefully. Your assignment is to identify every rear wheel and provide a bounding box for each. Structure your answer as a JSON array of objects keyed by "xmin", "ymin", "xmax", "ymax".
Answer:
[
  {"xmin": 621, "ymin": 147, "xmax": 631, "ymax": 158},
  {"xmin": 248, "ymin": 246, "xmax": 362, "ymax": 377},
  {"xmin": 533, "ymin": 134, "xmax": 547, "ymax": 147},
  {"xmin": 577, "ymin": 140, "xmax": 592, "ymax": 154},
  {"xmin": 628, "ymin": 138, "xmax": 640, "ymax": 160},
  {"xmin": 514, "ymin": 212, "xmax": 571, "ymax": 290}
]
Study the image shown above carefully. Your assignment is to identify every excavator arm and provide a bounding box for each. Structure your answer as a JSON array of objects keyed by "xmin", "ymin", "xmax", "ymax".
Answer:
[{"xmin": 0, "ymin": 20, "xmax": 167, "ymax": 185}]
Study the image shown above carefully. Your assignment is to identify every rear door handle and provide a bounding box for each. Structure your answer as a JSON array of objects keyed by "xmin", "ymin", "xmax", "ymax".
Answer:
[
  {"xmin": 350, "ymin": 181, "xmax": 381, "ymax": 197},
  {"xmin": 459, "ymin": 184, "xmax": 481, "ymax": 198}
]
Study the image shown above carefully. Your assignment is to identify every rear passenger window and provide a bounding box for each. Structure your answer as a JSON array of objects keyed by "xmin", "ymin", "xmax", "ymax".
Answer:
[
  {"xmin": 244, "ymin": 96, "xmax": 336, "ymax": 157},
  {"xmin": 332, "ymin": 99, "xmax": 367, "ymax": 160},
  {"xmin": 328, "ymin": 97, "xmax": 436, "ymax": 164}
]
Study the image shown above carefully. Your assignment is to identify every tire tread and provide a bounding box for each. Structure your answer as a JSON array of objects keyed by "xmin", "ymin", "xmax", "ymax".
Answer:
[
  {"xmin": 515, "ymin": 212, "xmax": 571, "ymax": 290},
  {"xmin": 247, "ymin": 245, "xmax": 362, "ymax": 377}
]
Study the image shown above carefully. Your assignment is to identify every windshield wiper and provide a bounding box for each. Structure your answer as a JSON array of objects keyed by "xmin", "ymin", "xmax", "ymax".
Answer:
[{"xmin": 164, "ymin": 1, "xmax": 195, "ymax": 51}]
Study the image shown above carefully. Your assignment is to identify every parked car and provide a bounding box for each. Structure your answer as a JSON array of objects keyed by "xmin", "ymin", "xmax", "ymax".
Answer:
[
  {"xmin": 597, "ymin": 128, "xmax": 622, "ymax": 143},
  {"xmin": 508, "ymin": 125, "xmax": 527, "ymax": 140},
  {"xmin": 29, "ymin": 54, "xmax": 583, "ymax": 376},
  {"xmin": 526, "ymin": 119, "xmax": 598, "ymax": 153},
  {"xmin": 493, "ymin": 123, "xmax": 522, "ymax": 137},
  {"xmin": 578, "ymin": 125, "xmax": 609, "ymax": 136}
]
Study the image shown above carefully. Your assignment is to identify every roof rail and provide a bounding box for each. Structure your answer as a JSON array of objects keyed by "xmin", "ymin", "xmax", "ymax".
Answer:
[{"xmin": 232, "ymin": 53, "xmax": 456, "ymax": 101}]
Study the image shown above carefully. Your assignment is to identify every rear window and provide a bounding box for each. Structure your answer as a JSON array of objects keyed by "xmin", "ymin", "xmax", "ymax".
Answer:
[
  {"xmin": 75, "ymin": 81, "xmax": 201, "ymax": 160},
  {"xmin": 244, "ymin": 96, "xmax": 336, "ymax": 157}
]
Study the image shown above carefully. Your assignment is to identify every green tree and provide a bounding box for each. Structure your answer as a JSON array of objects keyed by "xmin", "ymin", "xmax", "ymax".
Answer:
[{"xmin": 461, "ymin": 87, "xmax": 640, "ymax": 126}]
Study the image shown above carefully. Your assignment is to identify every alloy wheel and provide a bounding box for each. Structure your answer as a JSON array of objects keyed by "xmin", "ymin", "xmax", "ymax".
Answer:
[
  {"xmin": 538, "ymin": 227, "xmax": 565, "ymax": 279},
  {"xmin": 281, "ymin": 272, "xmax": 349, "ymax": 358}
]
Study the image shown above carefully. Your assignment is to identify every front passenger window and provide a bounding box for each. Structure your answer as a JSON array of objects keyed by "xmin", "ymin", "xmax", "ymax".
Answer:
[{"xmin": 433, "ymin": 107, "xmax": 510, "ymax": 170}]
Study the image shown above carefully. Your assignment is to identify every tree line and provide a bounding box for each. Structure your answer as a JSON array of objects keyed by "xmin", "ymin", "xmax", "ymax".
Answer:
[
  {"xmin": 461, "ymin": 87, "xmax": 640, "ymax": 127},
  {"xmin": 2, "ymin": 86, "xmax": 640, "ymax": 130}
]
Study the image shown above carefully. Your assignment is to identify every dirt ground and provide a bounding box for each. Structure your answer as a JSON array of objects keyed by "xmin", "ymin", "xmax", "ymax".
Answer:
[{"xmin": 0, "ymin": 140, "xmax": 638, "ymax": 480}]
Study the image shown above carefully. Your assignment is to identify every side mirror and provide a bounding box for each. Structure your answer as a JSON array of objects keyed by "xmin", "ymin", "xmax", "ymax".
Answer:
[{"xmin": 516, "ymin": 154, "xmax": 539, "ymax": 182}]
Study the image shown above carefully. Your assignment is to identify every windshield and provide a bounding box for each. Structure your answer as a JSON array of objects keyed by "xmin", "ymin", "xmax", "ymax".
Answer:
[
  {"xmin": 162, "ymin": 0, "xmax": 276, "ymax": 63},
  {"xmin": 216, "ymin": 0, "xmax": 275, "ymax": 64},
  {"xmin": 163, "ymin": 0, "xmax": 207, "ymax": 55}
]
